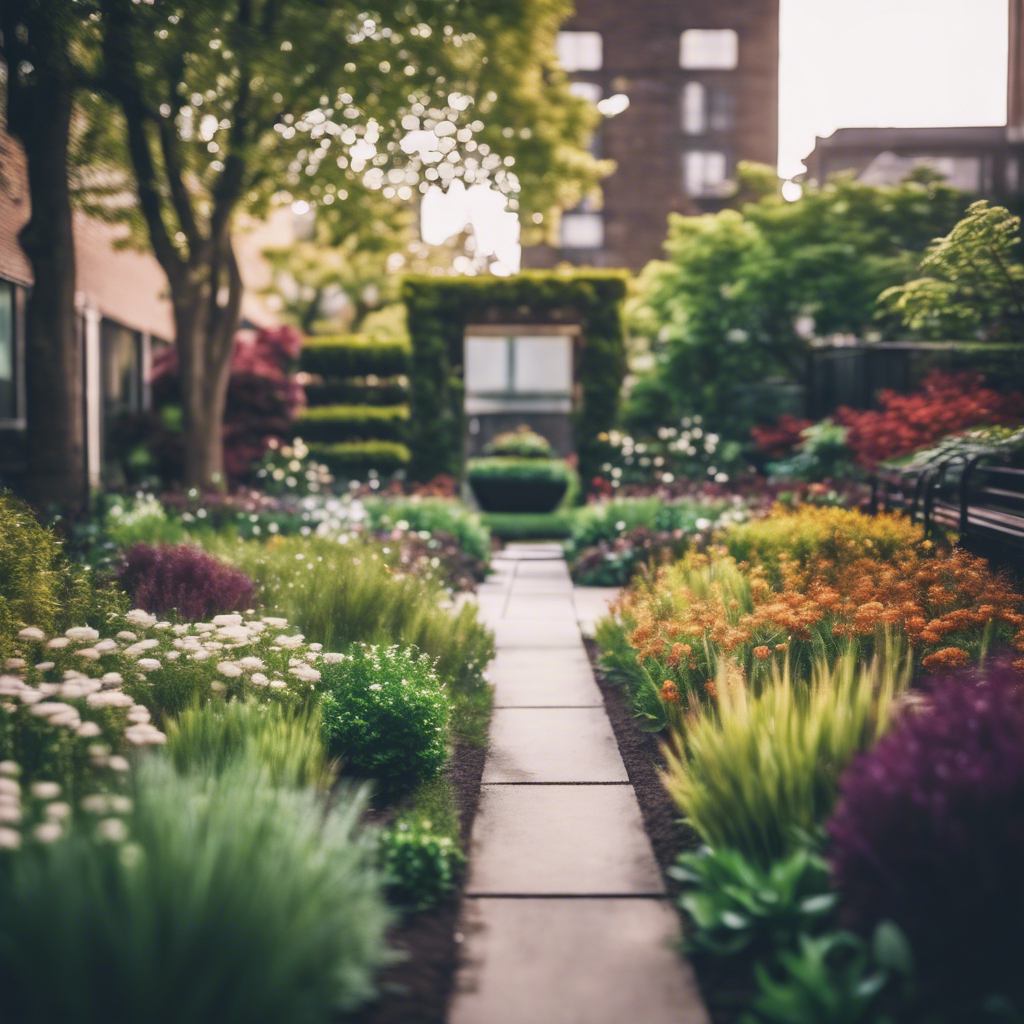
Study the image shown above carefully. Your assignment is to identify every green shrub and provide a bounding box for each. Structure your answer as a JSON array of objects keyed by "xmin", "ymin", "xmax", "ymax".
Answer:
[
  {"xmin": 0, "ymin": 755, "xmax": 391, "ymax": 1024},
  {"xmin": 364, "ymin": 497, "xmax": 491, "ymax": 565},
  {"xmin": 661, "ymin": 650, "xmax": 910, "ymax": 866},
  {"xmin": 102, "ymin": 493, "xmax": 189, "ymax": 550},
  {"xmin": 319, "ymin": 644, "xmax": 449, "ymax": 797},
  {"xmin": 467, "ymin": 457, "xmax": 579, "ymax": 514},
  {"xmin": 305, "ymin": 440, "xmax": 411, "ymax": 475},
  {"xmin": 221, "ymin": 535, "xmax": 493, "ymax": 699},
  {"xmin": 297, "ymin": 404, "xmax": 409, "ymax": 443},
  {"xmin": 671, "ymin": 845, "xmax": 836, "ymax": 959},
  {"xmin": 380, "ymin": 816, "xmax": 465, "ymax": 911},
  {"xmin": 303, "ymin": 377, "xmax": 408, "ymax": 407},
  {"xmin": 165, "ymin": 700, "xmax": 332, "ymax": 789},
  {"xmin": 300, "ymin": 335, "xmax": 411, "ymax": 378},
  {"xmin": 466, "ymin": 456, "xmax": 577, "ymax": 484},
  {"xmin": 483, "ymin": 426, "xmax": 555, "ymax": 458}
]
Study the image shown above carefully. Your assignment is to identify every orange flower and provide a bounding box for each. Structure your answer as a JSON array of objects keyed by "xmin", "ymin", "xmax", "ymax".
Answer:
[
  {"xmin": 704, "ymin": 679, "xmax": 718, "ymax": 699},
  {"xmin": 922, "ymin": 647, "xmax": 970, "ymax": 670},
  {"xmin": 660, "ymin": 680, "xmax": 680, "ymax": 704},
  {"xmin": 753, "ymin": 645, "xmax": 771, "ymax": 660},
  {"xmin": 666, "ymin": 642, "xmax": 693, "ymax": 667}
]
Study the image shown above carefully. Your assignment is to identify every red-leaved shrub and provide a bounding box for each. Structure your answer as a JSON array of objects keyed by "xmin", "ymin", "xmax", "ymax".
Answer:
[
  {"xmin": 828, "ymin": 665, "xmax": 1024, "ymax": 1007},
  {"xmin": 750, "ymin": 414, "xmax": 814, "ymax": 459},
  {"xmin": 118, "ymin": 544, "xmax": 257, "ymax": 620},
  {"xmin": 152, "ymin": 326, "xmax": 305, "ymax": 481},
  {"xmin": 836, "ymin": 371, "xmax": 1024, "ymax": 468}
]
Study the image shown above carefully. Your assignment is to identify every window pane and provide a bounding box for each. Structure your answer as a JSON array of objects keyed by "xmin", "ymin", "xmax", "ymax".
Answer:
[
  {"xmin": 682, "ymin": 82, "xmax": 706, "ymax": 134},
  {"xmin": 680, "ymin": 29, "xmax": 738, "ymax": 69},
  {"xmin": 569, "ymin": 81, "xmax": 603, "ymax": 104},
  {"xmin": 465, "ymin": 336, "xmax": 509, "ymax": 394},
  {"xmin": 561, "ymin": 212, "xmax": 604, "ymax": 249},
  {"xmin": 708, "ymin": 89, "xmax": 735, "ymax": 131},
  {"xmin": 513, "ymin": 337, "xmax": 572, "ymax": 394},
  {"xmin": 684, "ymin": 151, "xmax": 730, "ymax": 197},
  {"xmin": 556, "ymin": 31, "xmax": 602, "ymax": 72},
  {"xmin": 0, "ymin": 283, "xmax": 13, "ymax": 420}
]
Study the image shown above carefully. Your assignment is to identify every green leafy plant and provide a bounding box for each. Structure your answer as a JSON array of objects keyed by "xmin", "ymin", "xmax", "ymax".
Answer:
[
  {"xmin": 483, "ymin": 426, "xmax": 555, "ymax": 458},
  {"xmin": 672, "ymin": 845, "xmax": 837, "ymax": 959},
  {"xmin": 364, "ymin": 497, "xmax": 491, "ymax": 565},
  {"xmin": 766, "ymin": 420, "xmax": 854, "ymax": 482},
  {"xmin": 300, "ymin": 335, "xmax": 412, "ymax": 378},
  {"xmin": 742, "ymin": 923, "xmax": 916, "ymax": 1024},
  {"xmin": 0, "ymin": 755, "xmax": 391, "ymax": 1024},
  {"xmin": 297, "ymin": 403, "xmax": 410, "ymax": 443},
  {"xmin": 661, "ymin": 649, "xmax": 911, "ymax": 866},
  {"xmin": 467, "ymin": 457, "xmax": 579, "ymax": 514},
  {"xmin": 303, "ymin": 439, "xmax": 411, "ymax": 476},
  {"xmin": 319, "ymin": 644, "xmax": 449, "ymax": 798},
  {"xmin": 380, "ymin": 816, "xmax": 465, "ymax": 911},
  {"xmin": 165, "ymin": 699, "xmax": 333, "ymax": 789}
]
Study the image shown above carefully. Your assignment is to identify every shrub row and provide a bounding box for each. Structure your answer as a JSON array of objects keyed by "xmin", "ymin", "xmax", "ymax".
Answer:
[
  {"xmin": 297, "ymin": 404, "xmax": 410, "ymax": 443},
  {"xmin": 303, "ymin": 377, "xmax": 409, "ymax": 408},
  {"xmin": 305, "ymin": 440, "xmax": 411, "ymax": 474},
  {"xmin": 300, "ymin": 335, "xmax": 411, "ymax": 379}
]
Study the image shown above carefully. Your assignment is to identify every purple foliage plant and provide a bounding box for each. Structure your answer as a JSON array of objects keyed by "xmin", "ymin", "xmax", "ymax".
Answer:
[
  {"xmin": 828, "ymin": 664, "xmax": 1024, "ymax": 1007},
  {"xmin": 118, "ymin": 544, "xmax": 257, "ymax": 621}
]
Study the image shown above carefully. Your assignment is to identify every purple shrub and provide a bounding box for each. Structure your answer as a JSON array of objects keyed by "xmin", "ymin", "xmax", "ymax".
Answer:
[
  {"xmin": 828, "ymin": 666, "xmax": 1024, "ymax": 1006},
  {"xmin": 118, "ymin": 544, "xmax": 257, "ymax": 621}
]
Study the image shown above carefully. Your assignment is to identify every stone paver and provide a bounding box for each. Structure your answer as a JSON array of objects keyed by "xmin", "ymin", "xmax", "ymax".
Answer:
[
  {"xmin": 492, "ymin": 619, "xmax": 584, "ymax": 649},
  {"xmin": 464, "ymin": 785, "xmax": 664, "ymax": 895},
  {"xmin": 450, "ymin": 544, "xmax": 707, "ymax": 1024},
  {"xmin": 489, "ymin": 648, "xmax": 602, "ymax": 707},
  {"xmin": 483, "ymin": 707, "xmax": 627, "ymax": 783},
  {"xmin": 451, "ymin": 899, "xmax": 708, "ymax": 1024}
]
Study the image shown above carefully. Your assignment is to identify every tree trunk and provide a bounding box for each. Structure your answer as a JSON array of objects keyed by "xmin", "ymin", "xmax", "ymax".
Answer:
[
  {"xmin": 174, "ymin": 238, "xmax": 242, "ymax": 490},
  {"xmin": 14, "ymin": 68, "xmax": 86, "ymax": 513}
]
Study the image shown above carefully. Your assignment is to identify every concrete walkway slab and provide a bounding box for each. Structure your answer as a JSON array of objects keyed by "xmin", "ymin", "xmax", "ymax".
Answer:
[
  {"xmin": 492, "ymin": 620, "xmax": 584, "ymax": 649},
  {"xmin": 483, "ymin": 708, "xmax": 627, "ymax": 783},
  {"xmin": 451, "ymin": 898, "xmax": 709, "ymax": 1024},
  {"xmin": 507, "ymin": 577, "xmax": 574, "ymax": 595},
  {"xmin": 512, "ymin": 560, "xmax": 572, "ymax": 579},
  {"xmin": 465, "ymin": 785, "xmax": 664, "ymax": 895},
  {"xmin": 502, "ymin": 595, "xmax": 578, "ymax": 620},
  {"xmin": 489, "ymin": 648, "xmax": 603, "ymax": 707}
]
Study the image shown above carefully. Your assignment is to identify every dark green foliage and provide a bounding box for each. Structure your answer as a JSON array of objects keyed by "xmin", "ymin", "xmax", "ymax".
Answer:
[
  {"xmin": 300, "ymin": 335, "xmax": 411, "ymax": 378},
  {"xmin": 481, "ymin": 511, "xmax": 575, "ymax": 540},
  {"xmin": 402, "ymin": 272, "xmax": 629, "ymax": 481},
  {"xmin": 672, "ymin": 846, "xmax": 837, "ymax": 959},
  {"xmin": 305, "ymin": 440, "xmax": 411, "ymax": 475},
  {"xmin": 467, "ymin": 457, "xmax": 579, "ymax": 513},
  {"xmin": 303, "ymin": 377, "xmax": 409, "ymax": 407},
  {"xmin": 380, "ymin": 816, "xmax": 465, "ymax": 911},
  {"xmin": 297, "ymin": 404, "xmax": 409, "ymax": 443},
  {"xmin": 318, "ymin": 645, "xmax": 449, "ymax": 797},
  {"xmin": 0, "ymin": 755, "xmax": 391, "ymax": 1024}
]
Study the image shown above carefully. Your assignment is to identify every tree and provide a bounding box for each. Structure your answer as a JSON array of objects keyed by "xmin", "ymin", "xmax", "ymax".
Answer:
[
  {"xmin": 0, "ymin": 2, "xmax": 99, "ymax": 511},
  {"xmin": 627, "ymin": 167, "xmax": 968, "ymax": 435},
  {"xmin": 89, "ymin": 0, "xmax": 601, "ymax": 488},
  {"xmin": 879, "ymin": 200, "xmax": 1024, "ymax": 341}
]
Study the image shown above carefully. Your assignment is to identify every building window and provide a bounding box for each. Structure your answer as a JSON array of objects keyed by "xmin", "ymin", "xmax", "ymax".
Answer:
[
  {"xmin": 684, "ymin": 151, "xmax": 730, "ymax": 197},
  {"xmin": 0, "ymin": 282, "xmax": 15, "ymax": 421},
  {"xmin": 708, "ymin": 89, "xmax": 735, "ymax": 131},
  {"xmin": 569, "ymin": 81, "xmax": 603, "ymax": 104},
  {"xmin": 560, "ymin": 211, "xmax": 604, "ymax": 249},
  {"xmin": 464, "ymin": 335, "xmax": 573, "ymax": 399},
  {"xmin": 680, "ymin": 29, "xmax": 738, "ymax": 70},
  {"xmin": 682, "ymin": 82, "xmax": 706, "ymax": 134},
  {"xmin": 556, "ymin": 31, "xmax": 602, "ymax": 72}
]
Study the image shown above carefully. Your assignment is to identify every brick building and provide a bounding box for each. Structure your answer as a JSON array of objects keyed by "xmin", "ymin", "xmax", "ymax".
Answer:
[{"xmin": 525, "ymin": 0, "xmax": 779, "ymax": 271}]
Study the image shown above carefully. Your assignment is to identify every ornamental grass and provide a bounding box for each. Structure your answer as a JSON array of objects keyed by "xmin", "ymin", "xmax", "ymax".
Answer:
[{"xmin": 661, "ymin": 647, "xmax": 911, "ymax": 867}]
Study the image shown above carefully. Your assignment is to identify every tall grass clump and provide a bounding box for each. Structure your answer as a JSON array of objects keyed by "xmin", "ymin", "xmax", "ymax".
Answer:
[
  {"xmin": 0, "ymin": 754, "xmax": 391, "ymax": 1024},
  {"xmin": 219, "ymin": 535, "xmax": 494, "ymax": 697},
  {"xmin": 165, "ymin": 700, "xmax": 333, "ymax": 789},
  {"xmin": 661, "ymin": 648, "xmax": 911, "ymax": 866}
]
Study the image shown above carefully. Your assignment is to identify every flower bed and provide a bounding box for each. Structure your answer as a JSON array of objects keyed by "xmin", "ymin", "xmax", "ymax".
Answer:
[{"xmin": 594, "ymin": 503, "xmax": 1024, "ymax": 1021}]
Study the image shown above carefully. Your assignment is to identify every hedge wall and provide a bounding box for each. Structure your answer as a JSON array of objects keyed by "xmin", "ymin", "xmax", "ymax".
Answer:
[
  {"xmin": 305, "ymin": 440, "xmax": 411, "ymax": 474},
  {"xmin": 300, "ymin": 336, "xmax": 411, "ymax": 378},
  {"xmin": 297, "ymin": 404, "xmax": 409, "ymax": 443},
  {"xmin": 401, "ymin": 271, "xmax": 629, "ymax": 481}
]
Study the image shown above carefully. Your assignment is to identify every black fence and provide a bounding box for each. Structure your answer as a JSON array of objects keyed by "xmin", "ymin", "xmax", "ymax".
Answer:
[
  {"xmin": 806, "ymin": 341, "xmax": 1023, "ymax": 419},
  {"xmin": 874, "ymin": 452, "xmax": 1024, "ymax": 577}
]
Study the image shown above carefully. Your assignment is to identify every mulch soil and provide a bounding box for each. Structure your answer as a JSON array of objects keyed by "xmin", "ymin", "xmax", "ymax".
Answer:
[
  {"xmin": 584, "ymin": 637, "xmax": 751, "ymax": 1024},
  {"xmin": 350, "ymin": 741, "xmax": 487, "ymax": 1024}
]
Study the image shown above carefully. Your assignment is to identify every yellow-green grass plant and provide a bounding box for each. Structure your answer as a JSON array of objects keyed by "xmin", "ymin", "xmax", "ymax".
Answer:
[
  {"xmin": 165, "ymin": 699, "xmax": 335, "ymax": 790},
  {"xmin": 661, "ymin": 642, "xmax": 912, "ymax": 866}
]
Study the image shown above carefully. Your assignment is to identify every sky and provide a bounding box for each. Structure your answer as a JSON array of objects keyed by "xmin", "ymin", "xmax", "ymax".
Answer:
[{"xmin": 779, "ymin": 0, "xmax": 1009, "ymax": 178}]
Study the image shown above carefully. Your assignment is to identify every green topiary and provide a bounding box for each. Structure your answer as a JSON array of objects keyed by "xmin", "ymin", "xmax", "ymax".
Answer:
[
  {"xmin": 296, "ymin": 404, "xmax": 409, "ymax": 443},
  {"xmin": 303, "ymin": 440, "xmax": 411, "ymax": 475},
  {"xmin": 300, "ymin": 335, "xmax": 411, "ymax": 378},
  {"xmin": 318, "ymin": 644, "xmax": 449, "ymax": 797},
  {"xmin": 466, "ymin": 457, "xmax": 578, "ymax": 513}
]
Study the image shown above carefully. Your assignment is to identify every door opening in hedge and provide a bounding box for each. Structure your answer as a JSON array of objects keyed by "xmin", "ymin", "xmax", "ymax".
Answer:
[{"xmin": 464, "ymin": 325, "xmax": 577, "ymax": 457}]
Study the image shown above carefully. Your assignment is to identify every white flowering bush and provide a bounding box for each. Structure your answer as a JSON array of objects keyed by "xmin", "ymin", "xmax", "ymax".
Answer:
[
  {"xmin": 0, "ymin": 754, "xmax": 391, "ymax": 1023},
  {"xmin": 319, "ymin": 644, "xmax": 450, "ymax": 798}
]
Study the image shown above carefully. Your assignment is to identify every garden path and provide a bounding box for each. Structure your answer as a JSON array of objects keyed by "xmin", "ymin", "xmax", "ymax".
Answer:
[{"xmin": 449, "ymin": 543, "xmax": 708, "ymax": 1024}]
